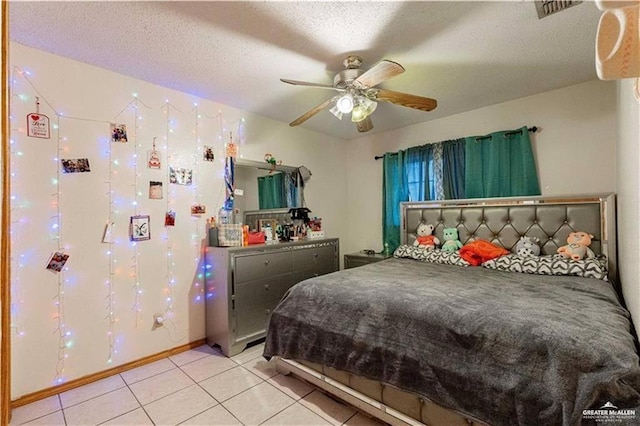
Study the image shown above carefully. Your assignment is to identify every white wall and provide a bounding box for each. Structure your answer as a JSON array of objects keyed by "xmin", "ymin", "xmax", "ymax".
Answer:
[
  {"xmin": 9, "ymin": 43, "xmax": 347, "ymax": 398},
  {"xmin": 345, "ymin": 80, "xmax": 617, "ymax": 255},
  {"xmin": 616, "ymin": 79, "xmax": 640, "ymax": 328}
]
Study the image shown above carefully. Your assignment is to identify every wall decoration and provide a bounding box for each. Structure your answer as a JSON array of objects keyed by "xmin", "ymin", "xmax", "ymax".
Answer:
[
  {"xmin": 191, "ymin": 204, "xmax": 206, "ymax": 215},
  {"xmin": 223, "ymin": 132, "xmax": 236, "ymax": 211},
  {"xmin": 26, "ymin": 97, "xmax": 51, "ymax": 139},
  {"xmin": 61, "ymin": 158, "xmax": 91, "ymax": 173},
  {"xmin": 102, "ymin": 222, "xmax": 115, "ymax": 243},
  {"xmin": 45, "ymin": 252, "xmax": 69, "ymax": 273},
  {"xmin": 27, "ymin": 113, "xmax": 50, "ymax": 139},
  {"xmin": 129, "ymin": 215, "xmax": 150, "ymax": 241},
  {"xmin": 110, "ymin": 122, "xmax": 128, "ymax": 143},
  {"xmin": 264, "ymin": 153, "xmax": 282, "ymax": 173},
  {"xmin": 149, "ymin": 181, "xmax": 163, "ymax": 199},
  {"xmin": 204, "ymin": 146, "xmax": 215, "ymax": 162},
  {"xmin": 169, "ymin": 166, "xmax": 193, "ymax": 185},
  {"xmin": 147, "ymin": 137, "xmax": 161, "ymax": 169},
  {"xmin": 165, "ymin": 211, "xmax": 176, "ymax": 227}
]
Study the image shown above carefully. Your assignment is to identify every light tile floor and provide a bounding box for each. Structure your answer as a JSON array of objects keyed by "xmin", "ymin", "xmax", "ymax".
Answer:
[{"xmin": 10, "ymin": 343, "xmax": 386, "ymax": 426}]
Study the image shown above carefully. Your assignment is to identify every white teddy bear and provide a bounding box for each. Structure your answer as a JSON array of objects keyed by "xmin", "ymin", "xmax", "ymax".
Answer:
[{"xmin": 413, "ymin": 222, "xmax": 440, "ymax": 250}]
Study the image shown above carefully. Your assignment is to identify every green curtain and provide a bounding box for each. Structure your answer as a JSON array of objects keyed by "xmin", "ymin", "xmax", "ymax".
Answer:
[
  {"xmin": 464, "ymin": 127, "xmax": 540, "ymax": 198},
  {"xmin": 382, "ymin": 152, "xmax": 409, "ymax": 253},
  {"xmin": 442, "ymin": 138, "xmax": 466, "ymax": 199},
  {"xmin": 258, "ymin": 173, "xmax": 287, "ymax": 209}
]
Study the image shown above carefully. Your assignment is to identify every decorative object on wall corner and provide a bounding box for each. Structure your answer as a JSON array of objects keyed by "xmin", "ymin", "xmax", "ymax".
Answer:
[
  {"xmin": 149, "ymin": 181, "xmax": 163, "ymax": 199},
  {"xmin": 101, "ymin": 222, "xmax": 115, "ymax": 243},
  {"xmin": 61, "ymin": 158, "xmax": 91, "ymax": 173},
  {"xmin": 264, "ymin": 153, "xmax": 282, "ymax": 174},
  {"xmin": 595, "ymin": 0, "xmax": 640, "ymax": 100},
  {"xmin": 191, "ymin": 204, "xmax": 206, "ymax": 215},
  {"xmin": 129, "ymin": 215, "xmax": 150, "ymax": 242},
  {"xmin": 26, "ymin": 97, "xmax": 50, "ymax": 139},
  {"xmin": 203, "ymin": 146, "xmax": 215, "ymax": 162},
  {"xmin": 109, "ymin": 122, "xmax": 128, "ymax": 143},
  {"xmin": 169, "ymin": 166, "xmax": 193, "ymax": 185},
  {"xmin": 45, "ymin": 252, "xmax": 70, "ymax": 273},
  {"xmin": 165, "ymin": 211, "xmax": 176, "ymax": 226},
  {"xmin": 223, "ymin": 132, "xmax": 236, "ymax": 213},
  {"xmin": 147, "ymin": 137, "xmax": 161, "ymax": 169}
]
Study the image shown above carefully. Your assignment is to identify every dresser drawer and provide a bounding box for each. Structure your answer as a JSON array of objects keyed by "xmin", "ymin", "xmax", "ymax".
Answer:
[
  {"xmin": 234, "ymin": 251, "xmax": 292, "ymax": 284},
  {"xmin": 293, "ymin": 245, "xmax": 336, "ymax": 272},
  {"xmin": 235, "ymin": 274, "xmax": 293, "ymax": 339}
]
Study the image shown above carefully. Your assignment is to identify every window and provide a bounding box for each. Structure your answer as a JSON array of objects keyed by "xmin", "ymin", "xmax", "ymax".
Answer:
[{"xmin": 406, "ymin": 157, "xmax": 434, "ymax": 201}]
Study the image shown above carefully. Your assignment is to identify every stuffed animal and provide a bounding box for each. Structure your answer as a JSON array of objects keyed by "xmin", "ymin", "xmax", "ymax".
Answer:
[
  {"xmin": 515, "ymin": 236, "xmax": 541, "ymax": 257},
  {"xmin": 441, "ymin": 228, "xmax": 463, "ymax": 252},
  {"xmin": 413, "ymin": 222, "xmax": 440, "ymax": 250},
  {"xmin": 557, "ymin": 231, "xmax": 595, "ymax": 261}
]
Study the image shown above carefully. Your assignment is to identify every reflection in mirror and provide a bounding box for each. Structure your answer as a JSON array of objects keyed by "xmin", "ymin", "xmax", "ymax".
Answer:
[{"xmin": 234, "ymin": 159, "xmax": 310, "ymax": 223}]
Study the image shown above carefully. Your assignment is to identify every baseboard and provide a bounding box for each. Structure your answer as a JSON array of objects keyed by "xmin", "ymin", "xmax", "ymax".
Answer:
[{"xmin": 11, "ymin": 338, "xmax": 207, "ymax": 408}]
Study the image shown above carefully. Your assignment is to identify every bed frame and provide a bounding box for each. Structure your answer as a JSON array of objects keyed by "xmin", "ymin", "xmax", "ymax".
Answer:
[{"xmin": 275, "ymin": 193, "xmax": 617, "ymax": 426}]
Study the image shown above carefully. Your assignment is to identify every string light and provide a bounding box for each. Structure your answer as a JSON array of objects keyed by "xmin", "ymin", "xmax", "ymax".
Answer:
[
  {"xmin": 54, "ymin": 114, "xmax": 69, "ymax": 384},
  {"xmin": 10, "ymin": 65, "xmax": 249, "ymax": 378},
  {"xmin": 164, "ymin": 102, "xmax": 176, "ymax": 319}
]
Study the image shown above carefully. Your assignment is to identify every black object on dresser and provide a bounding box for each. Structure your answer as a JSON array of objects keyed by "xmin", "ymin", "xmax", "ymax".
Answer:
[
  {"xmin": 344, "ymin": 251, "xmax": 392, "ymax": 269},
  {"xmin": 205, "ymin": 238, "xmax": 339, "ymax": 356}
]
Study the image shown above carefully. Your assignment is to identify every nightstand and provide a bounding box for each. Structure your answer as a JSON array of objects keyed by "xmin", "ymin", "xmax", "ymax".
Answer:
[{"xmin": 344, "ymin": 252, "xmax": 392, "ymax": 269}]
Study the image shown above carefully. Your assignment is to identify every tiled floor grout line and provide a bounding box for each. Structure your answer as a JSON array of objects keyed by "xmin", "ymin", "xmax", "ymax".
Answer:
[
  {"xmin": 15, "ymin": 346, "xmax": 376, "ymax": 426},
  {"xmin": 117, "ymin": 372, "xmax": 154, "ymax": 426}
]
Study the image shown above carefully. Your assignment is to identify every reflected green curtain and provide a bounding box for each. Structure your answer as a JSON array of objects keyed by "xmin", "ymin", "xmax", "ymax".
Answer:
[
  {"xmin": 464, "ymin": 127, "xmax": 540, "ymax": 198},
  {"xmin": 258, "ymin": 173, "xmax": 287, "ymax": 209},
  {"xmin": 383, "ymin": 152, "xmax": 409, "ymax": 253},
  {"xmin": 442, "ymin": 138, "xmax": 466, "ymax": 199}
]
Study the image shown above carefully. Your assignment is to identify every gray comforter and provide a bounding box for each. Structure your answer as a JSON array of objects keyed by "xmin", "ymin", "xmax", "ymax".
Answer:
[{"xmin": 263, "ymin": 258, "xmax": 640, "ymax": 426}]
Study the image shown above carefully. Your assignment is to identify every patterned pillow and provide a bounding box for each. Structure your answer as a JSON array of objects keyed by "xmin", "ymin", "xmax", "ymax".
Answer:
[
  {"xmin": 481, "ymin": 254, "xmax": 609, "ymax": 281},
  {"xmin": 393, "ymin": 245, "xmax": 470, "ymax": 267}
]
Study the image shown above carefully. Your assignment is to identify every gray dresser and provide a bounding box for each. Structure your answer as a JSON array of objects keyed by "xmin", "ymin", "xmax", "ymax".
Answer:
[{"xmin": 205, "ymin": 238, "xmax": 339, "ymax": 356}]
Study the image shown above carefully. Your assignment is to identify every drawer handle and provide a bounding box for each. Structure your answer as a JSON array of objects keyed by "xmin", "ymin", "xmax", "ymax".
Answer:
[
  {"xmin": 314, "ymin": 253, "xmax": 319, "ymax": 258},
  {"xmin": 264, "ymin": 284, "xmax": 270, "ymax": 291},
  {"xmin": 266, "ymin": 309, "xmax": 271, "ymax": 315},
  {"xmin": 264, "ymin": 260, "xmax": 270, "ymax": 265}
]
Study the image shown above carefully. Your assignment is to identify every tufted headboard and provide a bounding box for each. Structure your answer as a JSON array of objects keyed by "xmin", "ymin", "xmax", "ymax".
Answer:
[{"xmin": 401, "ymin": 193, "xmax": 617, "ymax": 282}]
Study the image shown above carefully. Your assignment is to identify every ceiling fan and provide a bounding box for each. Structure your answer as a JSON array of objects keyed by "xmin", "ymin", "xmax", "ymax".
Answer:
[{"xmin": 281, "ymin": 55, "xmax": 438, "ymax": 133}]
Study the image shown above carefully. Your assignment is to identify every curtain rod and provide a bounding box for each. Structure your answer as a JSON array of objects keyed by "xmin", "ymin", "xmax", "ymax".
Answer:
[{"xmin": 374, "ymin": 126, "xmax": 538, "ymax": 160}]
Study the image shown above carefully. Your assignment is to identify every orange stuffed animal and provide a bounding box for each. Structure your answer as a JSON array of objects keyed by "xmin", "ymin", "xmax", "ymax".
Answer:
[{"xmin": 557, "ymin": 232, "xmax": 595, "ymax": 261}]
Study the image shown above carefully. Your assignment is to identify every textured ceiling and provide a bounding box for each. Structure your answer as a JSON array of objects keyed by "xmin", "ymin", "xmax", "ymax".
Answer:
[{"xmin": 9, "ymin": 1, "xmax": 602, "ymax": 140}]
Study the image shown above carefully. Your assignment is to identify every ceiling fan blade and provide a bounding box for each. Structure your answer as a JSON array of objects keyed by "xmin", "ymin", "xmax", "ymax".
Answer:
[
  {"xmin": 289, "ymin": 97, "xmax": 336, "ymax": 127},
  {"xmin": 355, "ymin": 116, "xmax": 373, "ymax": 133},
  {"xmin": 370, "ymin": 88, "xmax": 437, "ymax": 112},
  {"xmin": 353, "ymin": 60, "xmax": 405, "ymax": 89},
  {"xmin": 280, "ymin": 79, "xmax": 344, "ymax": 91}
]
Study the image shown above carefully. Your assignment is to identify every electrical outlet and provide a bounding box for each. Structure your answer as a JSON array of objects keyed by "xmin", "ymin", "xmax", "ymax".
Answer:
[{"xmin": 153, "ymin": 314, "xmax": 164, "ymax": 327}]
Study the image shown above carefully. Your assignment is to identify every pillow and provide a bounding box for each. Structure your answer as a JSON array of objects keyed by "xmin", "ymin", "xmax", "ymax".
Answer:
[
  {"xmin": 481, "ymin": 254, "xmax": 609, "ymax": 281},
  {"xmin": 459, "ymin": 239, "xmax": 510, "ymax": 266},
  {"xmin": 393, "ymin": 245, "xmax": 470, "ymax": 267}
]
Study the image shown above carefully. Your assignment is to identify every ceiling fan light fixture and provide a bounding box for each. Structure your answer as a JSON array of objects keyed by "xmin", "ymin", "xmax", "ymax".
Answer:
[
  {"xmin": 351, "ymin": 96, "xmax": 378, "ymax": 122},
  {"xmin": 336, "ymin": 94, "xmax": 354, "ymax": 113},
  {"xmin": 351, "ymin": 104, "xmax": 367, "ymax": 123},
  {"xmin": 329, "ymin": 105, "xmax": 343, "ymax": 120}
]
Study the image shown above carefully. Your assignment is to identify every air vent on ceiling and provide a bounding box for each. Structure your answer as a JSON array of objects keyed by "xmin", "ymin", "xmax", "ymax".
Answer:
[{"xmin": 535, "ymin": 0, "xmax": 582, "ymax": 19}]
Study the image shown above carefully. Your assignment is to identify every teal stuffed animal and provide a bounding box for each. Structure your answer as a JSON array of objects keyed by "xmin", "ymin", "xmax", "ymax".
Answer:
[{"xmin": 441, "ymin": 228, "xmax": 463, "ymax": 252}]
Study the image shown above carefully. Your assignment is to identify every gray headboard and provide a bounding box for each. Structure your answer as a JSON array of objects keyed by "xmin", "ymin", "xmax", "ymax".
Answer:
[{"xmin": 401, "ymin": 193, "xmax": 617, "ymax": 281}]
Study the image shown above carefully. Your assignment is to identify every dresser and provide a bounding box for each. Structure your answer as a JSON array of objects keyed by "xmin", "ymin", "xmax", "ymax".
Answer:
[
  {"xmin": 205, "ymin": 238, "xmax": 339, "ymax": 356},
  {"xmin": 344, "ymin": 252, "xmax": 392, "ymax": 269}
]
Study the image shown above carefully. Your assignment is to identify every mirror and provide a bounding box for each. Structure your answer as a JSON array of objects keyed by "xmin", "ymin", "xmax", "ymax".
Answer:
[{"xmin": 233, "ymin": 158, "xmax": 309, "ymax": 221}]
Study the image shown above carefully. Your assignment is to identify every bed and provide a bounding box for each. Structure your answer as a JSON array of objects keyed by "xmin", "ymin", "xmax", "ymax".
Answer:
[{"xmin": 263, "ymin": 194, "xmax": 640, "ymax": 426}]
